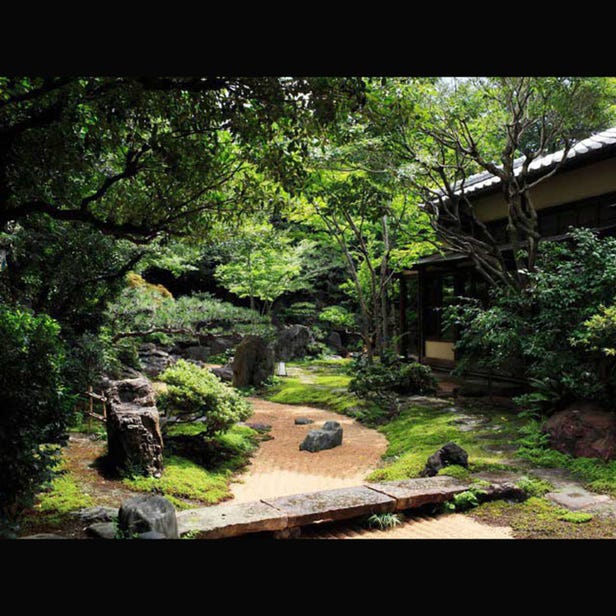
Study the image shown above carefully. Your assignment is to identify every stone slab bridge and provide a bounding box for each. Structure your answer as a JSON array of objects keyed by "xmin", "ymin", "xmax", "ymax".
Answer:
[{"xmin": 177, "ymin": 475, "xmax": 523, "ymax": 539}]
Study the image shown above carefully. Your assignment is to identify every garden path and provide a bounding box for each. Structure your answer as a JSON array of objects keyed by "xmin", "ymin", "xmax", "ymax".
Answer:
[{"xmin": 231, "ymin": 397, "xmax": 514, "ymax": 539}]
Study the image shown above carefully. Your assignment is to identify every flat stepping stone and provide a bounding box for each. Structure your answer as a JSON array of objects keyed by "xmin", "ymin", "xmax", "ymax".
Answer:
[
  {"xmin": 177, "ymin": 501, "xmax": 287, "ymax": 539},
  {"xmin": 86, "ymin": 522, "xmax": 117, "ymax": 539},
  {"xmin": 295, "ymin": 417, "xmax": 314, "ymax": 425},
  {"xmin": 263, "ymin": 486, "xmax": 395, "ymax": 527},
  {"xmin": 546, "ymin": 488, "xmax": 611, "ymax": 512},
  {"xmin": 366, "ymin": 476, "xmax": 469, "ymax": 511},
  {"xmin": 246, "ymin": 422, "xmax": 272, "ymax": 432},
  {"xmin": 406, "ymin": 396, "xmax": 449, "ymax": 408}
]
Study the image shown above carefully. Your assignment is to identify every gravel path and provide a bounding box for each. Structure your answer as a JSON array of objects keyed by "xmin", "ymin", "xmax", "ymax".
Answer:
[
  {"xmin": 230, "ymin": 397, "xmax": 514, "ymax": 539},
  {"xmin": 231, "ymin": 398, "xmax": 388, "ymax": 503}
]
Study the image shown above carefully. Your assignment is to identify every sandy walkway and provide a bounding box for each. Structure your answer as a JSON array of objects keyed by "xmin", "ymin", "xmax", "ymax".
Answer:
[
  {"xmin": 231, "ymin": 398, "xmax": 388, "ymax": 503},
  {"xmin": 230, "ymin": 396, "xmax": 514, "ymax": 538},
  {"xmin": 304, "ymin": 513, "xmax": 513, "ymax": 539}
]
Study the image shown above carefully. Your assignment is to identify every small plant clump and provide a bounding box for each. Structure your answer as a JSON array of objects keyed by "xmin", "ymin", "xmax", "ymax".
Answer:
[{"xmin": 365, "ymin": 512, "xmax": 403, "ymax": 530}]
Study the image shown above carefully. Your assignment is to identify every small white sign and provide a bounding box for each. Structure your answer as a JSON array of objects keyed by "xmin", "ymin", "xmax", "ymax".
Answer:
[{"xmin": 276, "ymin": 361, "xmax": 287, "ymax": 377}]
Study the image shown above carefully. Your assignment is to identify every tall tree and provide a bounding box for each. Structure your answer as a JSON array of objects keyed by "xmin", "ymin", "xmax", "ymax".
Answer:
[
  {"xmin": 0, "ymin": 76, "xmax": 365, "ymax": 240},
  {"xmin": 372, "ymin": 77, "xmax": 616, "ymax": 290}
]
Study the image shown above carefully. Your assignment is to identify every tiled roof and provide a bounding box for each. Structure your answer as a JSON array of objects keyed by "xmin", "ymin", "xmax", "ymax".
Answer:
[{"xmin": 454, "ymin": 126, "xmax": 616, "ymax": 197}]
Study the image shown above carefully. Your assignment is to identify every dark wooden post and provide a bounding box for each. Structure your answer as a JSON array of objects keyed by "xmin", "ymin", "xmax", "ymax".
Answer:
[
  {"xmin": 399, "ymin": 273, "xmax": 408, "ymax": 358},
  {"xmin": 417, "ymin": 268, "xmax": 424, "ymax": 363}
]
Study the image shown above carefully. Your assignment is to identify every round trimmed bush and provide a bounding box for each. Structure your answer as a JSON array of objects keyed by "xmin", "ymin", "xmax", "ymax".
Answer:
[{"xmin": 157, "ymin": 360, "xmax": 252, "ymax": 437}]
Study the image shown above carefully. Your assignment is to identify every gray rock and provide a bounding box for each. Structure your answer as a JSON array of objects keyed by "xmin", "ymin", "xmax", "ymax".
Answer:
[
  {"xmin": 86, "ymin": 522, "xmax": 117, "ymax": 539},
  {"xmin": 246, "ymin": 422, "xmax": 272, "ymax": 433},
  {"xmin": 232, "ymin": 335, "xmax": 275, "ymax": 388},
  {"xmin": 420, "ymin": 442, "xmax": 469, "ymax": 477},
  {"xmin": 20, "ymin": 533, "xmax": 65, "ymax": 539},
  {"xmin": 182, "ymin": 345, "xmax": 211, "ymax": 362},
  {"xmin": 106, "ymin": 405, "xmax": 164, "ymax": 477},
  {"xmin": 71, "ymin": 506, "xmax": 117, "ymax": 524},
  {"xmin": 295, "ymin": 418, "xmax": 314, "ymax": 425},
  {"xmin": 197, "ymin": 333, "xmax": 240, "ymax": 355},
  {"xmin": 325, "ymin": 331, "xmax": 345, "ymax": 356},
  {"xmin": 137, "ymin": 531, "xmax": 168, "ymax": 539},
  {"xmin": 119, "ymin": 495, "xmax": 179, "ymax": 539},
  {"xmin": 300, "ymin": 421, "xmax": 343, "ymax": 453},
  {"xmin": 106, "ymin": 376, "xmax": 157, "ymax": 408},
  {"xmin": 275, "ymin": 325, "xmax": 315, "ymax": 361},
  {"xmin": 105, "ymin": 374, "xmax": 164, "ymax": 478},
  {"xmin": 211, "ymin": 364, "xmax": 233, "ymax": 382},
  {"xmin": 138, "ymin": 344, "xmax": 174, "ymax": 377}
]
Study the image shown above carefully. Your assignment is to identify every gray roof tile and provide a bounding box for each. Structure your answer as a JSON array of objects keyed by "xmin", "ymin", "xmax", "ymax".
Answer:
[{"xmin": 454, "ymin": 126, "xmax": 616, "ymax": 197}]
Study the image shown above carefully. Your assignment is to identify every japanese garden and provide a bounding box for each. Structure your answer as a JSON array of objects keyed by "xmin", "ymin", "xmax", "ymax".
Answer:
[{"xmin": 3, "ymin": 76, "xmax": 616, "ymax": 540}]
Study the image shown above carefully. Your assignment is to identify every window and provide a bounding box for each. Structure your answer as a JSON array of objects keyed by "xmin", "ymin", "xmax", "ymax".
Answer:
[{"xmin": 423, "ymin": 273, "xmax": 456, "ymax": 342}]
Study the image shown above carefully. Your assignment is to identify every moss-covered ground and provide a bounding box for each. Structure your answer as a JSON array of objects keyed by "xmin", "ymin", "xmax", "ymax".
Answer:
[
  {"xmin": 264, "ymin": 359, "xmax": 616, "ymax": 538},
  {"xmin": 123, "ymin": 424, "xmax": 258, "ymax": 509}
]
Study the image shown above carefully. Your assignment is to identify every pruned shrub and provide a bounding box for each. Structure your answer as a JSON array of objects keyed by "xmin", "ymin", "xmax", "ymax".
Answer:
[
  {"xmin": 349, "ymin": 353, "xmax": 437, "ymax": 417},
  {"xmin": 157, "ymin": 360, "xmax": 252, "ymax": 437}
]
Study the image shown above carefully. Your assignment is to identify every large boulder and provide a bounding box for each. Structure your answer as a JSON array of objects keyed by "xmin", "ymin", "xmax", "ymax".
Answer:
[
  {"xmin": 300, "ymin": 420, "xmax": 343, "ymax": 453},
  {"xmin": 197, "ymin": 333, "xmax": 241, "ymax": 355},
  {"xmin": 275, "ymin": 325, "xmax": 315, "ymax": 361},
  {"xmin": 105, "ymin": 376, "xmax": 163, "ymax": 477},
  {"xmin": 326, "ymin": 331, "xmax": 346, "ymax": 356},
  {"xmin": 118, "ymin": 495, "xmax": 178, "ymax": 539},
  {"xmin": 181, "ymin": 345, "xmax": 210, "ymax": 363},
  {"xmin": 232, "ymin": 335, "xmax": 275, "ymax": 388},
  {"xmin": 420, "ymin": 442, "xmax": 469, "ymax": 477},
  {"xmin": 106, "ymin": 406, "xmax": 164, "ymax": 477},
  {"xmin": 71, "ymin": 506, "xmax": 117, "ymax": 525},
  {"xmin": 106, "ymin": 376, "xmax": 156, "ymax": 408},
  {"xmin": 543, "ymin": 402, "xmax": 616, "ymax": 460},
  {"xmin": 138, "ymin": 343, "xmax": 174, "ymax": 377},
  {"xmin": 210, "ymin": 363, "xmax": 233, "ymax": 382}
]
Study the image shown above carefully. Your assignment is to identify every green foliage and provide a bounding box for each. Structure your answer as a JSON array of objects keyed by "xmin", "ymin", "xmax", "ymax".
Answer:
[
  {"xmin": 267, "ymin": 372, "xmax": 360, "ymax": 416},
  {"xmin": 124, "ymin": 424, "xmax": 257, "ymax": 509},
  {"xmin": 452, "ymin": 490, "xmax": 481, "ymax": 511},
  {"xmin": 105, "ymin": 283, "xmax": 274, "ymax": 346},
  {"xmin": 279, "ymin": 301, "xmax": 318, "ymax": 324},
  {"xmin": 448, "ymin": 229, "xmax": 616, "ymax": 410},
  {"xmin": 558, "ymin": 511, "xmax": 593, "ymax": 523},
  {"xmin": 0, "ymin": 305, "xmax": 71, "ymax": 535},
  {"xmin": 364, "ymin": 512, "xmax": 403, "ymax": 530},
  {"xmin": 35, "ymin": 466, "xmax": 94, "ymax": 519},
  {"xmin": 516, "ymin": 476, "xmax": 553, "ymax": 498},
  {"xmin": 516, "ymin": 419, "xmax": 616, "ymax": 496},
  {"xmin": 349, "ymin": 354, "xmax": 437, "ymax": 418},
  {"xmin": 367, "ymin": 404, "xmax": 521, "ymax": 482},
  {"xmin": 122, "ymin": 455, "xmax": 233, "ymax": 509},
  {"xmin": 437, "ymin": 464, "xmax": 472, "ymax": 481},
  {"xmin": 214, "ymin": 224, "xmax": 315, "ymax": 313},
  {"xmin": 318, "ymin": 305, "xmax": 356, "ymax": 330},
  {"xmin": 157, "ymin": 360, "xmax": 252, "ymax": 437},
  {"xmin": 471, "ymin": 496, "xmax": 611, "ymax": 539}
]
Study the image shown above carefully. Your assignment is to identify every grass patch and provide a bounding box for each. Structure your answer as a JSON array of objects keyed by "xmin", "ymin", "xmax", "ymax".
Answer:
[
  {"xmin": 515, "ymin": 475, "xmax": 553, "ymax": 498},
  {"xmin": 23, "ymin": 459, "xmax": 95, "ymax": 530},
  {"xmin": 366, "ymin": 404, "xmax": 519, "ymax": 482},
  {"xmin": 470, "ymin": 496, "xmax": 611, "ymax": 538},
  {"xmin": 122, "ymin": 455, "xmax": 232, "ymax": 510},
  {"xmin": 266, "ymin": 369, "xmax": 362, "ymax": 415},
  {"xmin": 558, "ymin": 511, "xmax": 593, "ymax": 523},
  {"xmin": 124, "ymin": 424, "xmax": 258, "ymax": 509},
  {"xmin": 517, "ymin": 420, "xmax": 616, "ymax": 496},
  {"xmin": 437, "ymin": 464, "xmax": 472, "ymax": 481}
]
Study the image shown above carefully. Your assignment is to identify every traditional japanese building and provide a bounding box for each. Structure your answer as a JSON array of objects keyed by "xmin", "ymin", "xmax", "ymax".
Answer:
[{"xmin": 399, "ymin": 126, "xmax": 616, "ymax": 371}]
